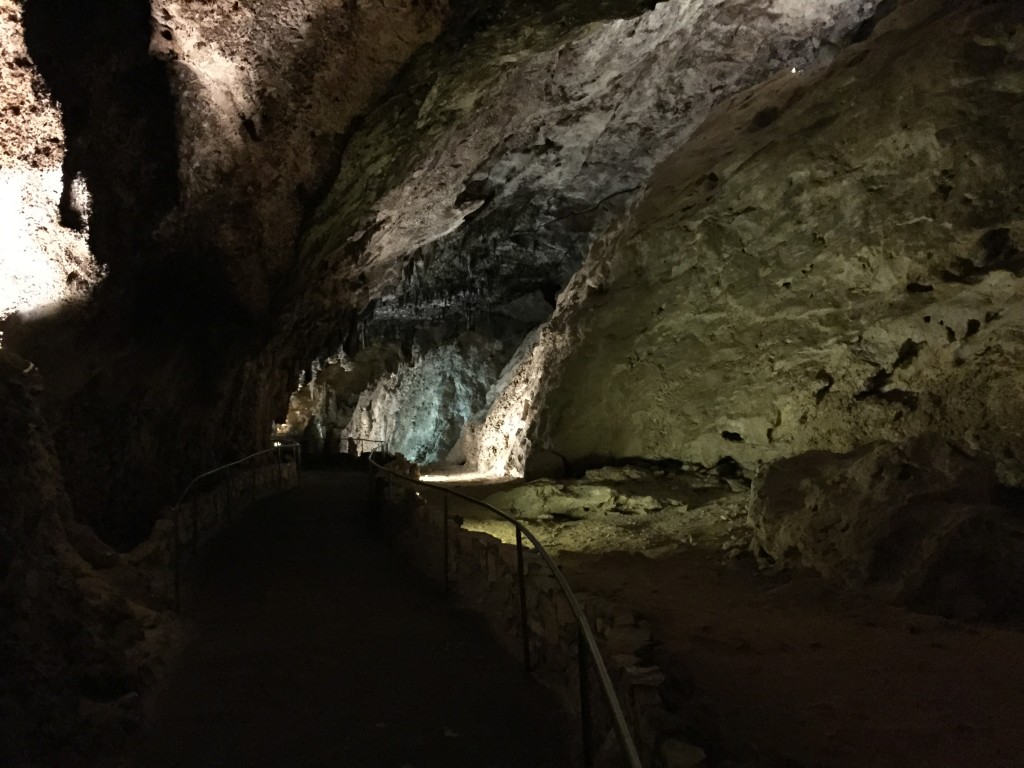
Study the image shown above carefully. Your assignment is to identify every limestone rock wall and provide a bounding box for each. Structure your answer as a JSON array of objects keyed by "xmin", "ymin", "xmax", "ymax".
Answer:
[
  {"xmin": 149, "ymin": 0, "xmax": 449, "ymax": 314},
  {"xmin": 283, "ymin": 0, "xmax": 884, "ymax": 476},
  {"xmin": 0, "ymin": 0, "xmax": 98, "ymax": 320},
  {"xmin": 749, "ymin": 435, "xmax": 1024, "ymax": 620},
  {"xmin": 344, "ymin": 333, "xmax": 511, "ymax": 463},
  {"xmin": 291, "ymin": 0, "xmax": 883, "ymax": 350},
  {"xmin": 0, "ymin": 351, "xmax": 175, "ymax": 766},
  {"xmin": 538, "ymin": 0, "xmax": 1024, "ymax": 483},
  {"xmin": 2, "ymin": 0, "xmax": 448, "ymax": 545}
]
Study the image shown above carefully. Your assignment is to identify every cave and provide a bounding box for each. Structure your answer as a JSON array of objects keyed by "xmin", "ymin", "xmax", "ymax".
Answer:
[{"xmin": 3, "ymin": 0, "xmax": 1024, "ymax": 765}]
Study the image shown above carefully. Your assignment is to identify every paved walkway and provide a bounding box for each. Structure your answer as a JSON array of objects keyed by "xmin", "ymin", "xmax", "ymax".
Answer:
[{"xmin": 129, "ymin": 471, "xmax": 571, "ymax": 768}]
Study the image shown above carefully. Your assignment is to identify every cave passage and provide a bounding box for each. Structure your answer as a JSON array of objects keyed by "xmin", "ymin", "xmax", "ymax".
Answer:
[{"xmin": 128, "ymin": 471, "xmax": 570, "ymax": 767}]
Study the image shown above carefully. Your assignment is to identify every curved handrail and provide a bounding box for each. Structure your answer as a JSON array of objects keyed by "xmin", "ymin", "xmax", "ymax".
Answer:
[
  {"xmin": 369, "ymin": 454, "xmax": 643, "ymax": 768},
  {"xmin": 346, "ymin": 437, "xmax": 389, "ymax": 450},
  {"xmin": 172, "ymin": 441, "xmax": 300, "ymax": 509},
  {"xmin": 172, "ymin": 440, "xmax": 302, "ymax": 610}
]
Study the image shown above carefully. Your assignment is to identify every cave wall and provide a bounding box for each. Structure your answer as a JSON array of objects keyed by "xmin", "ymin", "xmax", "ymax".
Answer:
[
  {"xmin": 343, "ymin": 332, "xmax": 511, "ymax": 463},
  {"xmin": 275, "ymin": 0, "xmax": 886, "ymax": 474},
  {"xmin": 534, "ymin": 0, "xmax": 1024, "ymax": 482},
  {"xmin": 0, "ymin": 0, "xmax": 97, "ymax": 319},
  {"xmin": 2, "ymin": 0, "xmax": 1022, "ymax": 756},
  {"xmin": 20, "ymin": 0, "xmax": 181, "ymax": 283},
  {"xmin": 147, "ymin": 0, "xmax": 449, "ymax": 316},
  {"xmin": 3, "ymin": 0, "xmax": 449, "ymax": 545},
  {"xmin": 286, "ymin": 0, "xmax": 884, "ymax": 350}
]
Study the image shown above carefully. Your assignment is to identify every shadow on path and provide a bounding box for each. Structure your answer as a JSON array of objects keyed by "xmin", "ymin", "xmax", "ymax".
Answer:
[{"xmin": 129, "ymin": 471, "xmax": 571, "ymax": 768}]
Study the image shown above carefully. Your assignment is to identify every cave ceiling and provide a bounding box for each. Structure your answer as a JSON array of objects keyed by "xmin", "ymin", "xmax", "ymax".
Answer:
[{"xmin": 288, "ymin": 0, "xmax": 886, "ymax": 355}]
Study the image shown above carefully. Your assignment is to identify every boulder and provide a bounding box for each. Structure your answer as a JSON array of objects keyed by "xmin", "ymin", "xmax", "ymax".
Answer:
[
  {"xmin": 486, "ymin": 482, "xmax": 616, "ymax": 520},
  {"xmin": 750, "ymin": 435, "xmax": 1024, "ymax": 619}
]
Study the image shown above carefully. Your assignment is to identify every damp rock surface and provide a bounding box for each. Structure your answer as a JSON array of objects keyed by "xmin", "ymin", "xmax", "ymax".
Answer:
[
  {"xmin": 0, "ymin": 0, "xmax": 98, "ymax": 320},
  {"xmin": 538, "ymin": 0, "xmax": 1024, "ymax": 483}
]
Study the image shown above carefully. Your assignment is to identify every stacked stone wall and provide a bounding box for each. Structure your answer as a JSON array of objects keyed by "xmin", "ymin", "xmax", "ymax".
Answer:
[{"xmin": 376, "ymin": 478, "xmax": 708, "ymax": 768}]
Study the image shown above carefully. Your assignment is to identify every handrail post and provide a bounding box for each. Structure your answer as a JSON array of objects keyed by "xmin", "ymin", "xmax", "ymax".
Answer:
[
  {"xmin": 173, "ymin": 505, "xmax": 182, "ymax": 612},
  {"xmin": 251, "ymin": 461, "xmax": 257, "ymax": 504},
  {"xmin": 579, "ymin": 625, "xmax": 594, "ymax": 768},
  {"xmin": 276, "ymin": 444, "xmax": 282, "ymax": 489},
  {"xmin": 191, "ymin": 495, "xmax": 199, "ymax": 555},
  {"xmin": 443, "ymin": 493, "xmax": 450, "ymax": 595},
  {"xmin": 367, "ymin": 459, "xmax": 376, "ymax": 516},
  {"xmin": 218, "ymin": 471, "xmax": 226, "ymax": 526},
  {"xmin": 227, "ymin": 465, "xmax": 233, "ymax": 522},
  {"xmin": 516, "ymin": 527, "xmax": 531, "ymax": 674}
]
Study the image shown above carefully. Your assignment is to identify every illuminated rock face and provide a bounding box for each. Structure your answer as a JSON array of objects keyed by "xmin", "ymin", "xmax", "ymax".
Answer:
[
  {"xmin": 5, "ymin": 0, "xmax": 1018, "ymax": 537},
  {"xmin": 287, "ymin": 0, "xmax": 885, "ymax": 472},
  {"xmin": 294, "ymin": 0, "xmax": 883, "ymax": 342},
  {"xmin": 537, "ymin": 0, "xmax": 1024, "ymax": 483},
  {"xmin": 1, "ymin": 0, "xmax": 447, "ymax": 543},
  {"xmin": 8, "ymin": 0, "xmax": 1024, "ymax": 761},
  {"xmin": 0, "ymin": 0, "xmax": 97, "ymax": 320},
  {"xmin": 146, "ymin": 0, "xmax": 448, "ymax": 314},
  {"xmin": 343, "ymin": 334, "xmax": 510, "ymax": 463}
]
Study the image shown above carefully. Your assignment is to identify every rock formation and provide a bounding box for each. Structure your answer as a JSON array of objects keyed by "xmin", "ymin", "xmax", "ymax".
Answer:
[
  {"xmin": 0, "ymin": 0, "xmax": 96, "ymax": 319},
  {"xmin": 537, "ymin": 0, "xmax": 1024, "ymax": 484},
  {"xmin": 2, "ymin": 0, "xmax": 1024, "ymax": 760},
  {"xmin": 750, "ymin": 434, "xmax": 1024, "ymax": 620},
  {"xmin": 0, "ymin": 351, "xmax": 174, "ymax": 766},
  {"xmin": 3, "ymin": 0, "xmax": 448, "ymax": 544},
  {"xmin": 283, "ymin": 0, "xmax": 888, "ymax": 468}
]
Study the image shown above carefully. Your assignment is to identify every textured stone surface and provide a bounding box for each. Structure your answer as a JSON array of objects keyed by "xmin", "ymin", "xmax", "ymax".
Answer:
[
  {"xmin": 289, "ymin": 0, "xmax": 882, "ymax": 348},
  {"xmin": 0, "ymin": 351, "xmax": 175, "ymax": 766},
  {"xmin": 2, "ymin": 0, "xmax": 447, "ymax": 543},
  {"xmin": 312, "ymin": 0, "xmax": 889, "ymax": 476},
  {"xmin": 3, "ymin": 0, "xmax": 1022, "ymax": 763},
  {"xmin": 343, "ymin": 333, "xmax": 510, "ymax": 462},
  {"xmin": 0, "ymin": 0, "xmax": 97, "ymax": 319},
  {"xmin": 750, "ymin": 434, "xmax": 1024, "ymax": 619},
  {"xmin": 148, "ymin": 0, "xmax": 448, "ymax": 314},
  {"xmin": 537, "ymin": 0, "xmax": 1024, "ymax": 485}
]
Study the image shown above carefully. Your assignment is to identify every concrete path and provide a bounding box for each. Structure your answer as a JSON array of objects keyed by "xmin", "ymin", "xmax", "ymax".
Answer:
[{"xmin": 129, "ymin": 471, "xmax": 572, "ymax": 768}]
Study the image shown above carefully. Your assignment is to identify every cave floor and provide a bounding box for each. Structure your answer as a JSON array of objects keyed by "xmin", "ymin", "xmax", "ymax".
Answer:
[
  {"xmin": 123, "ymin": 471, "xmax": 572, "ymax": 768},
  {"xmin": 418, "ymin": 474, "xmax": 1024, "ymax": 767},
  {"xmin": 560, "ymin": 549, "xmax": 1024, "ymax": 768}
]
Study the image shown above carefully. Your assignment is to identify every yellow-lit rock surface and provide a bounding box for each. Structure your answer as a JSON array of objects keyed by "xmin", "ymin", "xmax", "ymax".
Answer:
[{"xmin": 541, "ymin": 0, "xmax": 1024, "ymax": 483}]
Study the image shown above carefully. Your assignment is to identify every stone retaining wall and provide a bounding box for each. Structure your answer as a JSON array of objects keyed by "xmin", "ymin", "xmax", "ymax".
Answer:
[
  {"xmin": 126, "ymin": 460, "xmax": 299, "ymax": 606},
  {"xmin": 375, "ymin": 477, "xmax": 708, "ymax": 768}
]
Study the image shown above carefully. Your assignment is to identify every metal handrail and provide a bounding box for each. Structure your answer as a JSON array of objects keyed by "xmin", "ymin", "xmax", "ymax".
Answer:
[
  {"xmin": 172, "ymin": 440, "xmax": 302, "ymax": 610},
  {"xmin": 345, "ymin": 436, "xmax": 389, "ymax": 453},
  {"xmin": 368, "ymin": 453, "xmax": 643, "ymax": 768}
]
